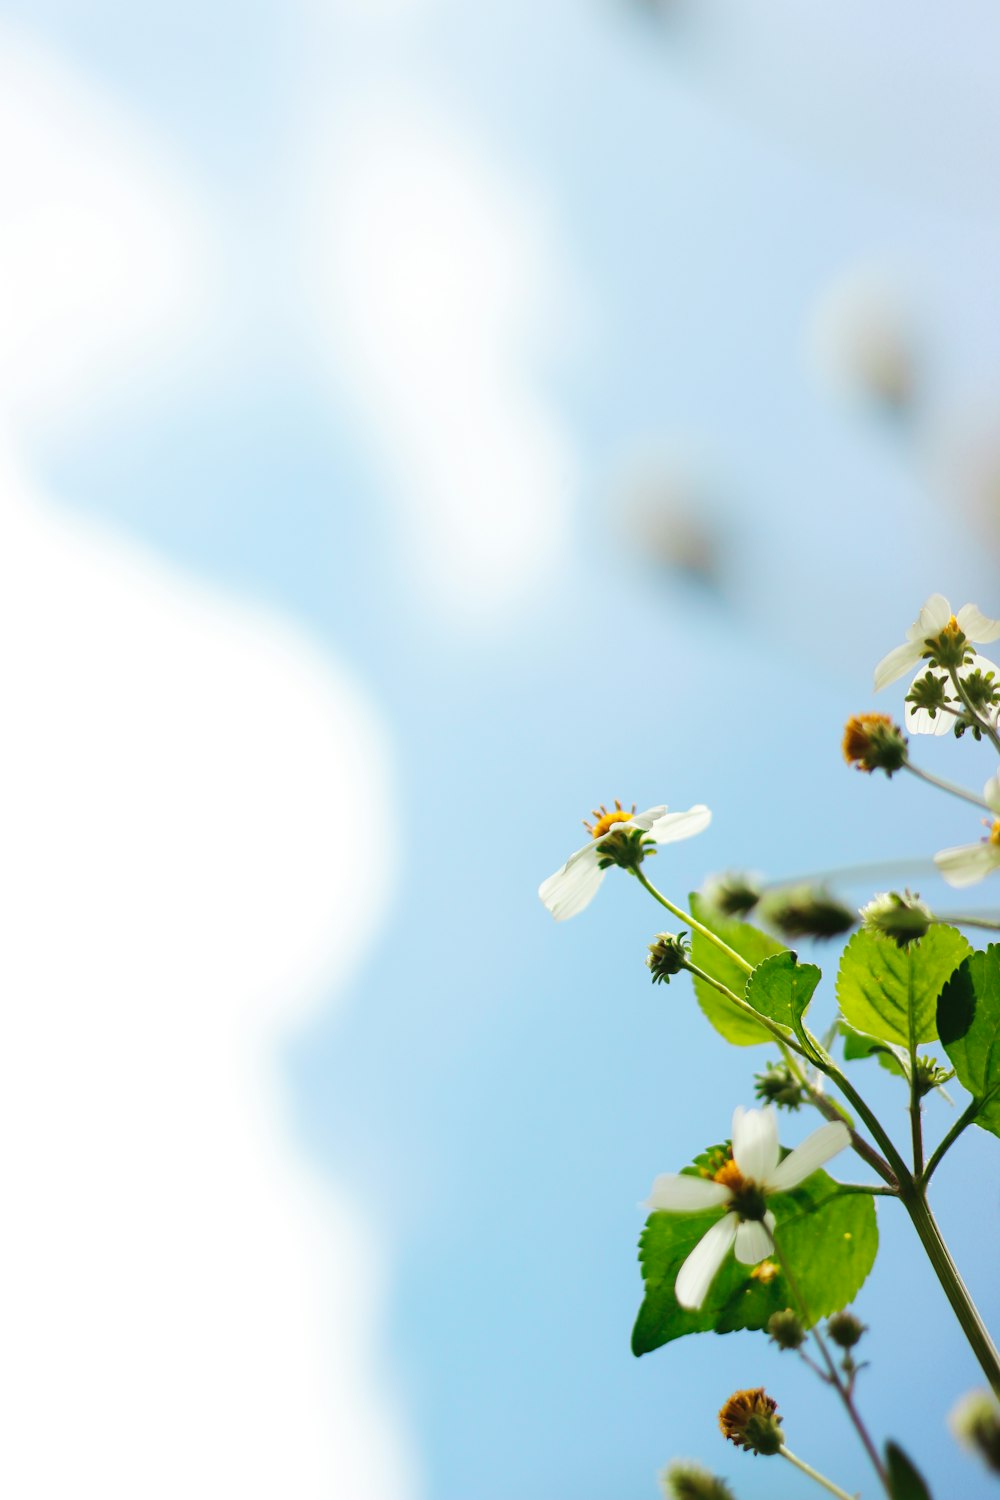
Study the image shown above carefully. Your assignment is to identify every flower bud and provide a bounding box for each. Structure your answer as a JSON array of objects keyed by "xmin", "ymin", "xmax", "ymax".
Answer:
[
  {"xmin": 842, "ymin": 713, "xmax": 908, "ymax": 775},
  {"xmin": 719, "ymin": 1388, "xmax": 784, "ymax": 1456},
  {"xmin": 647, "ymin": 932, "xmax": 690, "ymax": 984},
  {"xmin": 658, "ymin": 1460, "xmax": 735, "ymax": 1500},
  {"xmin": 753, "ymin": 1062, "xmax": 804, "ymax": 1111},
  {"xmin": 859, "ymin": 890, "xmax": 932, "ymax": 946},
  {"xmin": 949, "ymin": 1390, "xmax": 1000, "ymax": 1474},
  {"xmin": 914, "ymin": 1054, "xmax": 952, "ymax": 1098},
  {"xmin": 758, "ymin": 886, "xmax": 856, "ymax": 941},
  {"xmin": 701, "ymin": 870, "xmax": 762, "ymax": 918},
  {"xmin": 767, "ymin": 1309, "xmax": 805, "ymax": 1351},
  {"xmin": 826, "ymin": 1310, "xmax": 866, "ymax": 1349}
]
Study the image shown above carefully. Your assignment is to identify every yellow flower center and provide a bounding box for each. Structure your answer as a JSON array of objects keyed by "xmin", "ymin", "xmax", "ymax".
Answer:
[
  {"xmin": 990, "ymin": 820, "xmax": 1000, "ymax": 847},
  {"xmin": 712, "ymin": 1158, "xmax": 747, "ymax": 1193},
  {"xmin": 584, "ymin": 800, "xmax": 636, "ymax": 839}
]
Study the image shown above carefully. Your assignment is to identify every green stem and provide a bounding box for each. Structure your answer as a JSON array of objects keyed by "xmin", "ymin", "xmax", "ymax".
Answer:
[
  {"xmin": 633, "ymin": 869, "xmax": 753, "ymax": 975},
  {"xmin": 900, "ymin": 1185, "xmax": 1000, "ymax": 1397},
  {"xmin": 907, "ymin": 964, "xmax": 924, "ymax": 1177},
  {"xmin": 903, "ymin": 760, "xmax": 992, "ymax": 811},
  {"xmin": 681, "ymin": 959, "xmax": 800, "ymax": 1052},
  {"xmin": 936, "ymin": 914, "xmax": 1000, "ymax": 933},
  {"xmin": 948, "ymin": 665, "xmax": 1000, "ymax": 755},
  {"xmin": 779, "ymin": 1047, "xmax": 898, "ymax": 1188},
  {"xmin": 778, "ymin": 1447, "xmax": 859, "ymax": 1500},
  {"xmin": 772, "ymin": 1239, "xmax": 890, "ymax": 1493},
  {"xmin": 802, "ymin": 1050, "xmax": 910, "ymax": 1190},
  {"xmin": 922, "ymin": 1099, "xmax": 982, "ymax": 1185}
]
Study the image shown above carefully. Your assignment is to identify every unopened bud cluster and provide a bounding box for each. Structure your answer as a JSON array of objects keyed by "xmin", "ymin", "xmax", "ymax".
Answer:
[
  {"xmin": 754, "ymin": 1061, "xmax": 805, "ymax": 1111},
  {"xmin": 701, "ymin": 871, "xmax": 762, "ymax": 919},
  {"xmin": 842, "ymin": 713, "xmax": 908, "ymax": 775},
  {"xmin": 860, "ymin": 890, "xmax": 932, "ymax": 945},
  {"xmin": 658, "ymin": 1460, "xmax": 735, "ymax": 1500},
  {"xmin": 647, "ymin": 932, "xmax": 691, "ymax": 984},
  {"xmin": 950, "ymin": 1390, "xmax": 1000, "ymax": 1475},
  {"xmin": 767, "ymin": 1309, "xmax": 805, "ymax": 1351},
  {"xmin": 759, "ymin": 886, "xmax": 856, "ymax": 941}
]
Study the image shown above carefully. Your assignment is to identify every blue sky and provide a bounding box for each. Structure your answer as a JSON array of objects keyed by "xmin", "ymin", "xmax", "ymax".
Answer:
[{"xmin": 4, "ymin": 1, "xmax": 1000, "ymax": 1496}]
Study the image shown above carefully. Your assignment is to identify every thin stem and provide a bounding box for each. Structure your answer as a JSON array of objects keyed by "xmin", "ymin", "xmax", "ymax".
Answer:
[
  {"xmin": 633, "ymin": 869, "xmax": 753, "ymax": 974},
  {"xmin": 907, "ymin": 963, "xmax": 924, "ymax": 1177},
  {"xmin": 779, "ymin": 1447, "xmax": 859, "ymax": 1500},
  {"xmin": 900, "ymin": 1185, "xmax": 1000, "ymax": 1397},
  {"xmin": 922, "ymin": 1099, "xmax": 981, "ymax": 1185},
  {"xmin": 681, "ymin": 959, "xmax": 802, "ymax": 1055},
  {"xmin": 811, "ymin": 1054, "xmax": 911, "ymax": 1191},
  {"xmin": 780, "ymin": 1046, "xmax": 899, "ymax": 1188},
  {"xmin": 936, "ymin": 914, "xmax": 1000, "ymax": 932},
  {"xmin": 903, "ymin": 760, "xmax": 992, "ymax": 811},
  {"xmin": 948, "ymin": 665, "xmax": 1000, "ymax": 755},
  {"xmin": 772, "ymin": 1239, "xmax": 890, "ymax": 1493}
]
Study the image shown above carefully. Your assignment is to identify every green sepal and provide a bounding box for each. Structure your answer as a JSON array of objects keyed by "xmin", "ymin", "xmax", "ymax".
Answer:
[
  {"xmin": 688, "ymin": 893, "xmax": 787, "ymax": 1046},
  {"xmin": 937, "ymin": 947, "xmax": 1000, "ymax": 1137},
  {"xmin": 885, "ymin": 1441, "xmax": 934, "ymax": 1500},
  {"xmin": 836, "ymin": 926, "xmax": 970, "ymax": 1049},
  {"xmin": 632, "ymin": 1145, "xmax": 878, "ymax": 1356},
  {"xmin": 746, "ymin": 952, "xmax": 821, "ymax": 1056}
]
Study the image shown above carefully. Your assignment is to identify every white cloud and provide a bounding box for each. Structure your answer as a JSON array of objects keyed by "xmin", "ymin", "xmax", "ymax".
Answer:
[
  {"xmin": 310, "ymin": 96, "xmax": 579, "ymax": 619},
  {"xmin": 0, "ymin": 29, "xmax": 417, "ymax": 1500},
  {"xmin": 0, "ymin": 446, "xmax": 415, "ymax": 1498},
  {"xmin": 0, "ymin": 23, "xmax": 212, "ymax": 431}
]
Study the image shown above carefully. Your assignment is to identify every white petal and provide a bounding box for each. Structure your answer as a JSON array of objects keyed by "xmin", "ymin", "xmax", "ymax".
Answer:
[
  {"xmin": 538, "ymin": 842, "xmax": 605, "ymax": 920},
  {"xmin": 766, "ymin": 1121, "xmax": 851, "ymax": 1192},
  {"xmin": 873, "ymin": 639, "xmax": 924, "ymax": 692},
  {"xmin": 646, "ymin": 1173, "xmax": 731, "ymax": 1212},
  {"xmin": 915, "ymin": 594, "xmax": 952, "ymax": 637},
  {"xmin": 957, "ymin": 604, "xmax": 1000, "ymax": 644},
  {"xmin": 648, "ymin": 805, "xmax": 712, "ymax": 845},
  {"xmin": 734, "ymin": 1216, "xmax": 775, "ymax": 1265},
  {"xmin": 985, "ymin": 775, "xmax": 1000, "ymax": 816},
  {"xmin": 732, "ymin": 1105, "xmax": 780, "ymax": 1183},
  {"xmin": 630, "ymin": 805, "xmax": 667, "ymax": 832},
  {"xmin": 934, "ymin": 840, "xmax": 1000, "ymax": 889},
  {"xmin": 674, "ymin": 1213, "xmax": 738, "ymax": 1311}
]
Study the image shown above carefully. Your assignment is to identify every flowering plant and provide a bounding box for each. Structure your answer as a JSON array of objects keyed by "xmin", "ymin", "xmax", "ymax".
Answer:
[{"xmin": 540, "ymin": 597, "xmax": 1000, "ymax": 1499}]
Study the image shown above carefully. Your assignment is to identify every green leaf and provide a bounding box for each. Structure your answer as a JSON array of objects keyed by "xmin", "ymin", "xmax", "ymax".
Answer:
[
  {"xmin": 689, "ymin": 894, "xmax": 787, "ymax": 1046},
  {"xmin": 836, "ymin": 926, "xmax": 971, "ymax": 1049},
  {"xmin": 937, "ymin": 947, "xmax": 1000, "ymax": 1136},
  {"xmin": 632, "ymin": 1147, "xmax": 878, "ymax": 1356},
  {"xmin": 746, "ymin": 952, "xmax": 821, "ymax": 1053},
  {"xmin": 840, "ymin": 1022, "xmax": 907, "ymax": 1079},
  {"xmin": 885, "ymin": 1441, "xmax": 933, "ymax": 1500}
]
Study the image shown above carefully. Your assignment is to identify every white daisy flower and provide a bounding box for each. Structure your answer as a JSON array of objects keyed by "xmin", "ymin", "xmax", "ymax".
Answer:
[
  {"xmin": 646, "ymin": 1106, "xmax": 851, "ymax": 1312},
  {"xmin": 538, "ymin": 800, "xmax": 711, "ymax": 922},
  {"xmin": 874, "ymin": 594, "xmax": 1000, "ymax": 736},
  {"xmin": 935, "ymin": 774, "xmax": 1000, "ymax": 888}
]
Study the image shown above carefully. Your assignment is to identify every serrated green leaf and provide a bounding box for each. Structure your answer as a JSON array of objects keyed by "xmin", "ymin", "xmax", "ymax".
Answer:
[
  {"xmin": 688, "ymin": 894, "xmax": 787, "ymax": 1046},
  {"xmin": 746, "ymin": 952, "xmax": 821, "ymax": 1053},
  {"xmin": 632, "ymin": 1158, "xmax": 878, "ymax": 1355},
  {"xmin": 886, "ymin": 1441, "xmax": 933, "ymax": 1500},
  {"xmin": 937, "ymin": 947, "xmax": 1000, "ymax": 1136},
  {"xmin": 836, "ymin": 926, "xmax": 970, "ymax": 1049}
]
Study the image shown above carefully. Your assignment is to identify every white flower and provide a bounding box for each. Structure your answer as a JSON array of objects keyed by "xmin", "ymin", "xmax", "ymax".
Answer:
[
  {"xmin": 874, "ymin": 594, "xmax": 1000, "ymax": 736},
  {"xmin": 646, "ymin": 1106, "xmax": 851, "ymax": 1312},
  {"xmin": 935, "ymin": 774, "xmax": 1000, "ymax": 888},
  {"xmin": 538, "ymin": 800, "xmax": 711, "ymax": 921}
]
